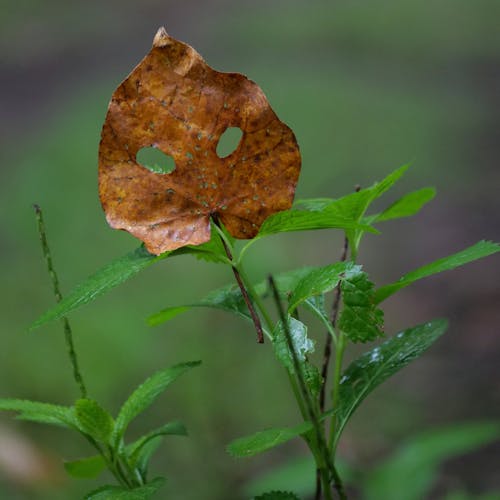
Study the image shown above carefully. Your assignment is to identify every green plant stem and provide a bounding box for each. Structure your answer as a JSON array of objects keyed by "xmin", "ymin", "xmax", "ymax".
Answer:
[
  {"xmin": 329, "ymin": 331, "xmax": 346, "ymax": 453},
  {"xmin": 269, "ymin": 275, "xmax": 339, "ymax": 500},
  {"xmin": 82, "ymin": 435, "xmax": 130, "ymax": 488},
  {"xmin": 34, "ymin": 205, "xmax": 87, "ymax": 399}
]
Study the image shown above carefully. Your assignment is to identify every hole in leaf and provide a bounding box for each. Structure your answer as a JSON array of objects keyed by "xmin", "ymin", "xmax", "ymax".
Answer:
[
  {"xmin": 216, "ymin": 127, "xmax": 243, "ymax": 158},
  {"xmin": 136, "ymin": 146, "xmax": 176, "ymax": 174}
]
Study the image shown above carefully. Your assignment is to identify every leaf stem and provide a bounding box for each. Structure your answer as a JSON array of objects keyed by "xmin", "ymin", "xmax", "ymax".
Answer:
[
  {"xmin": 329, "ymin": 331, "xmax": 346, "ymax": 453},
  {"xmin": 212, "ymin": 216, "xmax": 265, "ymax": 343},
  {"xmin": 269, "ymin": 275, "xmax": 340, "ymax": 500},
  {"xmin": 34, "ymin": 205, "xmax": 87, "ymax": 399}
]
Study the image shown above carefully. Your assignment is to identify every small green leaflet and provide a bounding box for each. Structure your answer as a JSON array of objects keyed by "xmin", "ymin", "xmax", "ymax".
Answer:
[
  {"xmin": 148, "ymin": 268, "xmax": 313, "ymax": 328},
  {"xmin": 363, "ymin": 422, "xmax": 500, "ymax": 500},
  {"xmin": 0, "ymin": 399, "xmax": 77, "ymax": 429},
  {"xmin": 272, "ymin": 317, "xmax": 315, "ymax": 374},
  {"xmin": 127, "ymin": 421, "xmax": 187, "ymax": 467},
  {"xmin": 148, "ymin": 283, "xmax": 251, "ymax": 326},
  {"xmin": 369, "ymin": 187, "xmax": 436, "ymax": 223},
  {"xmin": 227, "ymin": 421, "xmax": 313, "ymax": 458},
  {"xmin": 134, "ymin": 438, "xmax": 163, "ymax": 479},
  {"xmin": 297, "ymin": 164, "xmax": 409, "ymax": 220},
  {"xmin": 64, "ymin": 455, "xmax": 106, "ymax": 479},
  {"xmin": 375, "ymin": 240, "xmax": 500, "ymax": 303},
  {"xmin": 332, "ymin": 319, "xmax": 448, "ymax": 449},
  {"xmin": 84, "ymin": 477, "xmax": 165, "ymax": 500},
  {"xmin": 288, "ymin": 261, "xmax": 359, "ymax": 312},
  {"xmin": 257, "ymin": 209, "xmax": 377, "ymax": 236},
  {"xmin": 74, "ymin": 399, "xmax": 114, "ymax": 444},
  {"xmin": 339, "ymin": 272, "xmax": 384, "ymax": 343},
  {"xmin": 31, "ymin": 245, "xmax": 171, "ymax": 330},
  {"xmin": 112, "ymin": 361, "xmax": 200, "ymax": 447}
]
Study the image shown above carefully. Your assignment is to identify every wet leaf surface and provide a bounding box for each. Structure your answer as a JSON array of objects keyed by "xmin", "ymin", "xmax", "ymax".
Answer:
[{"xmin": 333, "ymin": 319, "xmax": 448, "ymax": 447}]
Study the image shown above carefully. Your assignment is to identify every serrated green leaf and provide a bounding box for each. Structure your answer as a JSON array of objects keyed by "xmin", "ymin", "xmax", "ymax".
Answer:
[
  {"xmin": 127, "ymin": 421, "xmax": 187, "ymax": 467},
  {"xmin": 113, "ymin": 362, "xmax": 200, "ymax": 447},
  {"xmin": 148, "ymin": 267, "xmax": 313, "ymax": 328},
  {"xmin": 0, "ymin": 399, "xmax": 77, "ymax": 429},
  {"xmin": 288, "ymin": 261, "xmax": 359, "ymax": 312},
  {"xmin": 257, "ymin": 209, "xmax": 377, "ymax": 236},
  {"xmin": 333, "ymin": 319, "xmax": 448, "ymax": 449},
  {"xmin": 272, "ymin": 317, "xmax": 314, "ymax": 374},
  {"xmin": 31, "ymin": 246, "xmax": 171, "ymax": 330},
  {"xmin": 363, "ymin": 422, "xmax": 500, "ymax": 500},
  {"xmin": 254, "ymin": 491, "xmax": 301, "ymax": 500},
  {"xmin": 64, "ymin": 455, "xmax": 106, "ymax": 479},
  {"xmin": 370, "ymin": 187, "xmax": 436, "ymax": 223},
  {"xmin": 74, "ymin": 399, "xmax": 114, "ymax": 444},
  {"xmin": 227, "ymin": 421, "xmax": 313, "ymax": 458},
  {"xmin": 338, "ymin": 271, "xmax": 384, "ymax": 343},
  {"xmin": 375, "ymin": 240, "xmax": 500, "ymax": 303},
  {"xmin": 84, "ymin": 477, "xmax": 165, "ymax": 500}
]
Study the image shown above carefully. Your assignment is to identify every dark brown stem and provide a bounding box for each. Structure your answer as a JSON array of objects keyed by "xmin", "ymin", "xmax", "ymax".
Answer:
[
  {"xmin": 212, "ymin": 215, "xmax": 264, "ymax": 343},
  {"xmin": 319, "ymin": 236, "xmax": 349, "ymax": 411}
]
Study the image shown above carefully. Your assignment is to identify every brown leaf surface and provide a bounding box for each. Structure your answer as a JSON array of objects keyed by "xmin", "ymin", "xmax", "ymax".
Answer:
[{"xmin": 99, "ymin": 27, "xmax": 301, "ymax": 255}]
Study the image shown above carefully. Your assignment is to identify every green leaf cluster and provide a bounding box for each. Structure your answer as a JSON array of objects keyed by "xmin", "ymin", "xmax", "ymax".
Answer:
[
  {"xmin": 23, "ymin": 163, "xmax": 500, "ymax": 498},
  {"xmin": 0, "ymin": 362, "xmax": 200, "ymax": 499}
]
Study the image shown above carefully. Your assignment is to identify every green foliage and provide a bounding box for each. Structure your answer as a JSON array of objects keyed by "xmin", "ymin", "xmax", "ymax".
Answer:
[
  {"xmin": 148, "ymin": 267, "xmax": 313, "ymax": 328},
  {"xmin": 257, "ymin": 208, "xmax": 377, "ymax": 236},
  {"xmin": 15, "ymin": 162, "xmax": 500, "ymax": 498},
  {"xmin": 362, "ymin": 422, "xmax": 500, "ymax": 500},
  {"xmin": 369, "ymin": 187, "xmax": 436, "ymax": 222},
  {"xmin": 30, "ymin": 245, "xmax": 171, "ymax": 330},
  {"xmin": 227, "ymin": 421, "xmax": 314, "ymax": 457},
  {"xmin": 333, "ymin": 319, "xmax": 448, "ymax": 447},
  {"xmin": 375, "ymin": 240, "xmax": 500, "ymax": 302},
  {"xmin": 0, "ymin": 399, "xmax": 77, "ymax": 429},
  {"xmin": 338, "ymin": 271, "xmax": 384, "ymax": 342},
  {"xmin": 287, "ymin": 262, "xmax": 358, "ymax": 312},
  {"xmin": 127, "ymin": 421, "xmax": 187, "ymax": 467},
  {"xmin": 75, "ymin": 398, "xmax": 115, "ymax": 444},
  {"xmin": 112, "ymin": 361, "xmax": 200, "ymax": 447},
  {"xmin": 64, "ymin": 455, "xmax": 106, "ymax": 479},
  {"xmin": 84, "ymin": 477, "xmax": 165, "ymax": 499},
  {"xmin": 272, "ymin": 317, "xmax": 315, "ymax": 373}
]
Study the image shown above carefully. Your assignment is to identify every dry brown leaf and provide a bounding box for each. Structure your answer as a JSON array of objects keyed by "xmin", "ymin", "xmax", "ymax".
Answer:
[{"xmin": 99, "ymin": 27, "xmax": 301, "ymax": 255}]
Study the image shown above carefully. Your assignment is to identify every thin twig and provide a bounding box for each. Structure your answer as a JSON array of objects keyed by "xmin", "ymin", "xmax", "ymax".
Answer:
[
  {"xmin": 34, "ymin": 205, "xmax": 88, "ymax": 398},
  {"xmin": 212, "ymin": 215, "xmax": 264, "ymax": 343},
  {"xmin": 319, "ymin": 236, "xmax": 349, "ymax": 411},
  {"xmin": 269, "ymin": 276, "xmax": 346, "ymax": 500}
]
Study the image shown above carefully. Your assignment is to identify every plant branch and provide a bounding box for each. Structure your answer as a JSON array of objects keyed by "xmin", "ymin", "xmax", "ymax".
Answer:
[
  {"xmin": 319, "ymin": 236, "xmax": 348, "ymax": 412},
  {"xmin": 34, "ymin": 205, "xmax": 87, "ymax": 398},
  {"xmin": 212, "ymin": 215, "xmax": 264, "ymax": 343},
  {"xmin": 269, "ymin": 276, "xmax": 345, "ymax": 500}
]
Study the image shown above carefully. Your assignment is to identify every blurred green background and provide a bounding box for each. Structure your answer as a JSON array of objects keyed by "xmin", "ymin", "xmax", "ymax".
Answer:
[{"xmin": 1, "ymin": 1, "xmax": 499, "ymax": 498}]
